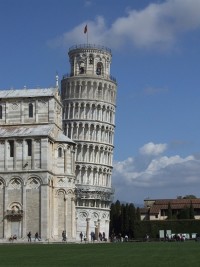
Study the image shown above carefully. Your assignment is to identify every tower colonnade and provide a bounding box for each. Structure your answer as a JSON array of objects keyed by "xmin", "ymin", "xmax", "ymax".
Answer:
[
  {"xmin": 64, "ymin": 101, "xmax": 115, "ymax": 124},
  {"xmin": 65, "ymin": 122, "xmax": 114, "ymax": 145},
  {"xmin": 76, "ymin": 143, "xmax": 113, "ymax": 168},
  {"xmin": 62, "ymin": 78, "xmax": 116, "ymax": 104}
]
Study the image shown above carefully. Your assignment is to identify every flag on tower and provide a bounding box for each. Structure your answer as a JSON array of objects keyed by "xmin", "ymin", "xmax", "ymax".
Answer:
[{"xmin": 84, "ymin": 25, "xmax": 87, "ymax": 34}]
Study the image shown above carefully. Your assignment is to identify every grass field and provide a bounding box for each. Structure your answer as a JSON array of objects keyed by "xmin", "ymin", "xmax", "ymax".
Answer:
[{"xmin": 0, "ymin": 241, "xmax": 200, "ymax": 267}]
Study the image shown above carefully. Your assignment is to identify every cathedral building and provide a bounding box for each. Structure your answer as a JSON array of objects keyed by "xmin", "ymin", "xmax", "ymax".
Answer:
[
  {"xmin": 0, "ymin": 43, "xmax": 117, "ymax": 242},
  {"xmin": 61, "ymin": 44, "xmax": 117, "ymax": 240},
  {"xmin": 0, "ymin": 86, "xmax": 76, "ymax": 241}
]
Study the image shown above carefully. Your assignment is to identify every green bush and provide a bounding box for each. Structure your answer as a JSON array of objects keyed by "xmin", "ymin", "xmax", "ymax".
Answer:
[{"xmin": 133, "ymin": 220, "xmax": 200, "ymax": 238}]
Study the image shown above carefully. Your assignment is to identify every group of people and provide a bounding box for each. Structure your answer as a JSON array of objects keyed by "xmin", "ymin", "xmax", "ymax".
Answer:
[
  {"xmin": 9, "ymin": 235, "xmax": 17, "ymax": 242},
  {"xmin": 111, "ymin": 233, "xmax": 128, "ymax": 242},
  {"xmin": 79, "ymin": 231, "xmax": 107, "ymax": 242},
  {"xmin": 27, "ymin": 231, "xmax": 41, "ymax": 242}
]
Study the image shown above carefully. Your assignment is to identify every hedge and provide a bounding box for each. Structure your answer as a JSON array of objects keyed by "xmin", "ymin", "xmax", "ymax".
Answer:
[{"xmin": 133, "ymin": 220, "xmax": 200, "ymax": 238}]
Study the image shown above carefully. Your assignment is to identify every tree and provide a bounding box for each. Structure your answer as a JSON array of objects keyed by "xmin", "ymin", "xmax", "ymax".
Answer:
[
  {"xmin": 167, "ymin": 202, "xmax": 172, "ymax": 220},
  {"xmin": 178, "ymin": 206, "xmax": 190, "ymax": 219},
  {"xmin": 136, "ymin": 207, "xmax": 141, "ymax": 221},
  {"xmin": 189, "ymin": 202, "xmax": 195, "ymax": 219},
  {"xmin": 115, "ymin": 200, "xmax": 122, "ymax": 235},
  {"xmin": 109, "ymin": 203, "xmax": 116, "ymax": 236},
  {"xmin": 123, "ymin": 204, "xmax": 129, "ymax": 235},
  {"xmin": 129, "ymin": 203, "xmax": 136, "ymax": 238},
  {"xmin": 183, "ymin": 195, "xmax": 197, "ymax": 199}
]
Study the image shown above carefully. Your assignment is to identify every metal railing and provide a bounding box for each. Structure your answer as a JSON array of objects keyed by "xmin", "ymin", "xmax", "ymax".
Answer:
[
  {"xmin": 62, "ymin": 73, "xmax": 116, "ymax": 82},
  {"xmin": 69, "ymin": 44, "xmax": 111, "ymax": 54}
]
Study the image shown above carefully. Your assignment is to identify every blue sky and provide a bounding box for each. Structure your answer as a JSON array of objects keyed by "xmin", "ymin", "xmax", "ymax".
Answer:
[{"xmin": 1, "ymin": 0, "xmax": 200, "ymax": 205}]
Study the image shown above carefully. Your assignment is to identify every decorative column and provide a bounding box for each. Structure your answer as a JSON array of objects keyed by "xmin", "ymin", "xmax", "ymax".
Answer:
[
  {"xmin": 22, "ymin": 182, "xmax": 27, "ymax": 238},
  {"xmin": 64, "ymin": 148, "xmax": 67, "ymax": 173},
  {"xmin": 31, "ymin": 139, "xmax": 35, "ymax": 170},
  {"xmin": 97, "ymin": 219, "xmax": 101, "ymax": 240},
  {"xmin": 4, "ymin": 140, "xmax": 8, "ymax": 170},
  {"xmin": 13, "ymin": 140, "xmax": 17, "ymax": 170},
  {"xmin": 3, "ymin": 185, "xmax": 8, "ymax": 238},
  {"xmin": 71, "ymin": 198, "xmax": 75, "ymax": 238},
  {"xmin": 40, "ymin": 184, "xmax": 50, "ymax": 239},
  {"xmin": 64, "ymin": 195, "xmax": 67, "ymax": 231},
  {"xmin": 86, "ymin": 218, "xmax": 90, "ymax": 241}
]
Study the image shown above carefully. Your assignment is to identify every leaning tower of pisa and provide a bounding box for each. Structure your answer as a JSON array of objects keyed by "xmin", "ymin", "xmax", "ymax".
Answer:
[{"xmin": 61, "ymin": 44, "xmax": 117, "ymax": 241}]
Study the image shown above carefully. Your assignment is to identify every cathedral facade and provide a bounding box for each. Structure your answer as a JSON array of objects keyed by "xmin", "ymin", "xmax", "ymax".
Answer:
[
  {"xmin": 0, "ymin": 43, "xmax": 117, "ymax": 241},
  {"xmin": 0, "ymin": 87, "xmax": 76, "ymax": 241}
]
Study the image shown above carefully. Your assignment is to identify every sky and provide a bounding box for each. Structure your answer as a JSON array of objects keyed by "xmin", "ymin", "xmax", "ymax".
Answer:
[{"xmin": 1, "ymin": 0, "xmax": 200, "ymax": 205}]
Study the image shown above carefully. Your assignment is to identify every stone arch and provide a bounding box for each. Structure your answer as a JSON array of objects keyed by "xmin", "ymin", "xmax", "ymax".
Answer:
[
  {"xmin": 91, "ymin": 212, "xmax": 99, "ymax": 220},
  {"xmin": 26, "ymin": 177, "xmax": 41, "ymax": 189},
  {"xmin": 66, "ymin": 189, "xmax": 74, "ymax": 195},
  {"xmin": 8, "ymin": 201, "xmax": 22, "ymax": 212},
  {"xmin": 56, "ymin": 188, "xmax": 67, "ymax": 196},
  {"xmin": 0, "ymin": 177, "xmax": 5, "ymax": 189},
  {"xmin": 79, "ymin": 210, "xmax": 89, "ymax": 221},
  {"xmin": 8, "ymin": 177, "xmax": 22, "ymax": 189}
]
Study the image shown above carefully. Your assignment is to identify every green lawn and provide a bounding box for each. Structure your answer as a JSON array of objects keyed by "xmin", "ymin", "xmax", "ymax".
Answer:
[{"xmin": 0, "ymin": 241, "xmax": 199, "ymax": 267}]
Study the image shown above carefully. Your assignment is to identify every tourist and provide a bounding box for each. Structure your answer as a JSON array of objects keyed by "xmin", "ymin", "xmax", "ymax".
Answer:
[
  {"xmin": 80, "ymin": 231, "xmax": 83, "ymax": 242},
  {"xmin": 27, "ymin": 231, "xmax": 31, "ymax": 242},
  {"xmin": 62, "ymin": 230, "xmax": 67, "ymax": 241},
  {"xmin": 35, "ymin": 232, "xmax": 40, "ymax": 241}
]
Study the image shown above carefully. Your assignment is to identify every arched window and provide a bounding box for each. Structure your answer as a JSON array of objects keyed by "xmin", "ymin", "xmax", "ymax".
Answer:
[
  {"xmin": 29, "ymin": 103, "xmax": 33, "ymax": 118},
  {"xmin": 79, "ymin": 61, "xmax": 85, "ymax": 74},
  {"xmin": 9, "ymin": 140, "xmax": 14, "ymax": 157},
  {"xmin": 58, "ymin": 147, "xmax": 62, "ymax": 157},
  {"xmin": 89, "ymin": 57, "xmax": 93, "ymax": 65},
  {"xmin": 96, "ymin": 62, "xmax": 103, "ymax": 75},
  {"xmin": 0, "ymin": 105, "xmax": 2, "ymax": 119}
]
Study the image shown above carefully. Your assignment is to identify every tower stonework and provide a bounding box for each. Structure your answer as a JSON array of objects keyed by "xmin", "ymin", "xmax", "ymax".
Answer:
[{"xmin": 61, "ymin": 44, "xmax": 117, "ymax": 240}]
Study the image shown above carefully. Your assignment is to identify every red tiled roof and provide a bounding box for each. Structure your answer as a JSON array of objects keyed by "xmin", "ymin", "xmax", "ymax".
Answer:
[{"xmin": 148, "ymin": 198, "xmax": 200, "ymax": 214}]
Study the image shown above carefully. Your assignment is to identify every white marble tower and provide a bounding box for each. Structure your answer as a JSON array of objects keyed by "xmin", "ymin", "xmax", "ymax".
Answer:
[{"xmin": 61, "ymin": 44, "xmax": 117, "ymax": 241}]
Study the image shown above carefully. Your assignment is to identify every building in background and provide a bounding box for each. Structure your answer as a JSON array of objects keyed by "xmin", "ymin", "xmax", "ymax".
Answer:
[
  {"xmin": 142, "ymin": 198, "xmax": 200, "ymax": 220},
  {"xmin": 0, "ymin": 86, "xmax": 76, "ymax": 241},
  {"xmin": 61, "ymin": 44, "xmax": 117, "ymax": 240}
]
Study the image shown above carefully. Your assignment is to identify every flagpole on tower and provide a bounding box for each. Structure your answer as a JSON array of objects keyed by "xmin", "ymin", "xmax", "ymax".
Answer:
[{"xmin": 84, "ymin": 24, "xmax": 88, "ymax": 45}]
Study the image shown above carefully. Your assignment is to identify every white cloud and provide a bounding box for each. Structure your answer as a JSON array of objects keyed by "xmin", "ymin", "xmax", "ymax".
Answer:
[
  {"xmin": 48, "ymin": 0, "xmax": 200, "ymax": 50},
  {"xmin": 113, "ymin": 142, "xmax": 200, "ymax": 204},
  {"xmin": 139, "ymin": 142, "xmax": 167, "ymax": 156}
]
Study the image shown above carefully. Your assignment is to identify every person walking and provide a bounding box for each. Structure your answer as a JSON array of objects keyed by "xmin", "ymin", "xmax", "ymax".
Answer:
[
  {"xmin": 27, "ymin": 231, "xmax": 31, "ymax": 242},
  {"xmin": 80, "ymin": 232, "xmax": 83, "ymax": 242},
  {"xmin": 35, "ymin": 232, "xmax": 40, "ymax": 241},
  {"xmin": 62, "ymin": 230, "xmax": 67, "ymax": 241}
]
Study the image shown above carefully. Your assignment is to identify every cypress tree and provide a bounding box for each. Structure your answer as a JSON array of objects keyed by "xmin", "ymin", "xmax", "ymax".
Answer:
[
  {"xmin": 136, "ymin": 207, "xmax": 141, "ymax": 221},
  {"xmin": 167, "ymin": 202, "xmax": 172, "ymax": 220},
  {"xmin": 129, "ymin": 203, "xmax": 136, "ymax": 238},
  {"xmin": 189, "ymin": 202, "xmax": 195, "ymax": 219},
  {"xmin": 123, "ymin": 203, "xmax": 129, "ymax": 235}
]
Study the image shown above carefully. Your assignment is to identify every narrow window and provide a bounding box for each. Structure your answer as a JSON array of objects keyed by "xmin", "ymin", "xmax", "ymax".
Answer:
[
  {"xmin": 9, "ymin": 141, "xmax": 14, "ymax": 157},
  {"xmin": 29, "ymin": 103, "xmax": 33, "ymax": 118},
  {"xmin": 27, "ymin": 139, "xmax": 32, "ymax": 156},
  {"xmin": 96, "ymin": 62, "xmax": 102, "ymax": 75},
  {"xmin": 0, "ymin": 105, "xmax": 2, "ymax": 119},
  {"xmin": 89, "ymin": 57, "xmax": 93, "ymax": 64},
  {"xmin": 58, "ymin": 147, "xmax": 62, "ymax": 157},
  {"xmin": 79, "ymin": 67, "xmax": 84, "ymax": 74}
]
